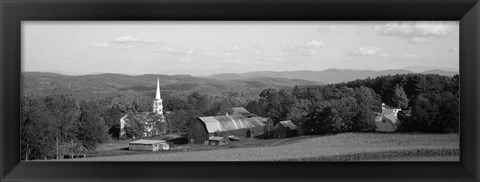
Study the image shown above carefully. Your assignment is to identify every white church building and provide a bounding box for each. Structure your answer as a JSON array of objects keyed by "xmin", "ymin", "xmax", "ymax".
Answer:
[{"xmin": 119, "ymin": 78, "xmax": 166, "ymax": 138}]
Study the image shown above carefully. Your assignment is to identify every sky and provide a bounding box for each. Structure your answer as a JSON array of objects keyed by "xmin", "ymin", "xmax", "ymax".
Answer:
[{"xmin": 23, "ymin": 21, "xmax": 459, "ymax": 76}]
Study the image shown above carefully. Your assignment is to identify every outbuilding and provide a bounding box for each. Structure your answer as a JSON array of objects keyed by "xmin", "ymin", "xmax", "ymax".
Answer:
[
  {"xmin": 208, "ymin": 136, "xmax": 229, "ymax": 145},
  {"xmin": 273, "ymin": 120, "xmax": 298, "ymax": 138},
  {"xmin": 129, "ymin": 139, "xmax": 167, "ymax": 151},
  {"xmin": 158, "ymin": 142, "xmax": 170, "ymax": 150}
]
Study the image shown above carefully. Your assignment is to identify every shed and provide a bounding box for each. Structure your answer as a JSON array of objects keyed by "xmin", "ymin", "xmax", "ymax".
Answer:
[
  {"xmin": 158, "ymin": 142, "xmax": 170, "ymax": 150},
  {"xmin": 208, "ymin": 136, "xmax": 229, "ymax": 145},
  {"xmin": 129, "ymin": 139, "xmax": 166, "ymax": 151},
  {"xmin": 188, "ymin": 115, "xmax": 266, "ymax": 144},
  {"xmin": 273, "ymin": 120, "xmax": 298, "ymax": 138}
]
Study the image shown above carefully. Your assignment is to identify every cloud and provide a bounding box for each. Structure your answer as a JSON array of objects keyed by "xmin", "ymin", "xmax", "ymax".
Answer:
[
  {"xmin": 303, "ymin": 40, "xmax": 326, "ymax": 48},
  {"xmin": 374, "ymin": 22, "xmax": 456, "ymax": 43},
  {"xmin": 155, "ymin": 46, "xmax": 198, "ymax": 56},
  {"xmin": 283, "ymin": 40, "xmax": 327, "ymax": 56},
  {"xmin": 113, "ymin": 36, "xmax": 156, "ymax": 44},
  {"xmin": 408, "ymin": 37, "xmax": 432, "ymax": 44},
  {"xmin": 349, "ymin": 46, "xmax": 382, "ymax": 56},
  {"xmin": 92, "ymin": 36, "xmax": 156, "ymax": 48},
  {"xmin": 186, "ymin": 48, "xmax": 195, "ymax": 54},
  {"xmin": 347, "ymin": 46, "xmax": 399, "ymax": 59},
  {"xmin": 202, "ymin": 46, "xmax": 241, "ymax": 59},
  {"xmin": 374, "ymin": 22, "xmax": 453, "ymax": 37}
]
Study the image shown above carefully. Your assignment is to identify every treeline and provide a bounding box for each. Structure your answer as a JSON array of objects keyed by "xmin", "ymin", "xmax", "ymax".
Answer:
[
  {"xmin": 246, "ymin": 73, "xmax": 459, "ymax": 135},
  {"xmin": 342, "ymin": 74, "xmax": 459, "ymax": 133},
  {"xmin": 21, "ymin": 90, "xmax": 249, "ymax": 160},
  {"xmin": 21, "ymin": 95, "xmax": 109, "ymax": 160},
  {"xmin": 246, "ymin": 86, "xmax": 381, "ymax": 135}
]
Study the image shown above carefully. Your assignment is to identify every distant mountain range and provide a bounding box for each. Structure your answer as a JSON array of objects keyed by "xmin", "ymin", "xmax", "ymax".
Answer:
[
  {"xmin": 204, "ymin": 69, "xmax": 458, "ymax": 84},
  {"xmin": 23, "ymin": 72, "xmax": 323, "ymax": 97},
  {"xmin": 23, "ymin": 68, "xmax": 457, "ymax": 98}
]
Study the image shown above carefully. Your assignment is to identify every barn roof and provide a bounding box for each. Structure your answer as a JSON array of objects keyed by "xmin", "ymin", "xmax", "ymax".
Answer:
[
  {"xmin": 198, "ymin": 115, "xmax": 265, "ymax": 133},
  {"xmin": 129, "ymin": 139, "xmax": 166, "ymax": 144},
  {"xmin": 209, "ymin": 136, "xmax": 225, "ymax": 141},
  {"xmin": 278, "ymin": 120, "xmax": 298, "ymax": 130}
]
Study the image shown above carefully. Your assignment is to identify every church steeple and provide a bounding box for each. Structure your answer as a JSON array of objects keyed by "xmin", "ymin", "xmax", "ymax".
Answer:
[
  {"xmin": 153, "ymin": 78, "xmax": 164, "ymax": 117},
  {"xmin": 155, "ymin": 78, "xmax": 161, "ymax": 100}
]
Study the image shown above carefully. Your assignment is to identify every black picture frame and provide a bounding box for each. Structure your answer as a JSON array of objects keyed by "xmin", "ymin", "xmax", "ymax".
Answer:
[{"xmin": 1, "ymin": 0, "xmax": 479, "ymax": 181}]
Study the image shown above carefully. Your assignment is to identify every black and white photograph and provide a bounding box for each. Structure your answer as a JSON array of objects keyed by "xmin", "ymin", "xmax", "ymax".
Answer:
[{"xmin": 21, "ymin": 21, "xmax": 459, "ymax": 161}]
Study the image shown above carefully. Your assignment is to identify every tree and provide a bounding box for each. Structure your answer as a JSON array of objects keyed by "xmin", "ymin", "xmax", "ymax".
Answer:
[
  {"xmin": 188, "ymin": 92, "xmax": 213, "ymax": 114},
  {"xmin": 21, "ymin": 96, "xmax": 56, "ymax": 160},
  {"xmin": 103, "ymin": 103, "xmax": 125, "ymax": 138},
  {"xmin": 392, "ymin": 85, "xmax": 409, "ymax": 109},
  {"xmin": 398, "ymin": 92, "xmax": 459, "ymax": 133},
  {"xmin": 246, "ymin": 100, "xmax": 265, "ymax": 116},
  {"xmin": 44, "ymin": 95, "xmax": 80, "ymax": 159},
  {"xmin": 124, "ymin": 116, "xmax": 146, "ymax": 139},
  {"xmin": 304, "ymin": 106, "xmax": 345, "ymax": 135},
  {"xmin": 350, "ymin": 86, "xmax": 379, "ymax": 132},
  {"xmin": 286, "ymin": 99, "xmax": 312, "ymax": 134},
  {"xmin": 165, "ymin": 109, "xmax": 204, "ymax": 133},
  {"xmin": 75, "ymin": 101, "xmax": 109, "ymax": 150},
  {"xmin": 257, "ymin": 88, "xmax": 297, "ymax": 123}
]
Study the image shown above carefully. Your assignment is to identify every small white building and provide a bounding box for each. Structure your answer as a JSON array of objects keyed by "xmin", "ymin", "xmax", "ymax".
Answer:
[
  {"xmin": 129, "ymin": 139, "xmax": 168, "ymax": 151},
  {"xmin": 158, "ymin": 142, "xmax": 170, "ymax": 151}
]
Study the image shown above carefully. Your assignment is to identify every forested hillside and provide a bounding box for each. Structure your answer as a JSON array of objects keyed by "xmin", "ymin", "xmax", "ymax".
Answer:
[
  {"xmin": 245, "ymin": 73, "xmax": 459, "ymax": 135},
  {"xmin": 20, "ymin": 72, "xmax": 459, "ymax": 160},
  {"xmin": 205, "ymin": 69, "xmax": 458, "ymax": 83},
  {"xmin": 23, "ymin": 72, "xmax": 322, "ymax": 100}
]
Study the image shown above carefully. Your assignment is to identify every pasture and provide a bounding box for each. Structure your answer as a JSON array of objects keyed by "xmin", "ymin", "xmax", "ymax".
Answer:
[{"xmin": 74, "ymin": 133, "xmax": 459, "ymax": 161}]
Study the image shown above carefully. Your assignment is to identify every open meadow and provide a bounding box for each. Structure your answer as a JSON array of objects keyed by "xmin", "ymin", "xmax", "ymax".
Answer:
[{"xmin": 70, "ymin": 133, "xmax": 459, "ymax": 161}]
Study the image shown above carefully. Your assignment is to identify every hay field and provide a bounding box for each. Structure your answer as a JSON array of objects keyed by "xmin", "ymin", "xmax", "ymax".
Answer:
[{"xmin": 74, "ymin": 133, "xmax": 459, "ymax": 161}]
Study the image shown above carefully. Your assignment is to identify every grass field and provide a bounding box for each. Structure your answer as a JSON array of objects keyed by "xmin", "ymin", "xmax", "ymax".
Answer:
[{"xmin": 71, "ymin": 133, "xmax": 459, "ymax": 161}]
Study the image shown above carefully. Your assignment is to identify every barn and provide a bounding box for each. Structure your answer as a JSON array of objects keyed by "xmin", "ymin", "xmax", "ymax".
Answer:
[
  {"xmin": 375, "ymin": 104, "xmax": 402, "ymax": 132},
  {"xmin": 188, "ymin": 115, "xmax": 266, "ymax": 144},
  {"xmin": 128, "ymin": 139, "xmax": 167, "ymax": 151},
  {"xmin": 273, "ymin": 120, "xmax": 298, "ymax": 138}
]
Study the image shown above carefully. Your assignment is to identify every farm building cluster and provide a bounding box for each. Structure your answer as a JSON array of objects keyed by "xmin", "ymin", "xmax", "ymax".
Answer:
[{"xmin": 124, "ymin": 78, "xmax": 407, "ymax": 151}]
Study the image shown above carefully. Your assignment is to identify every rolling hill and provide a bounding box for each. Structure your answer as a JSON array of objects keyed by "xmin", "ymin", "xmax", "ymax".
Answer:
[
  {"xmin": 204, "ymin": 69, "xmax": 458, "ymax": 83},
  {"xmin": 23, "ymin": 72, "xmax": 323, "ymax": 98}
]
